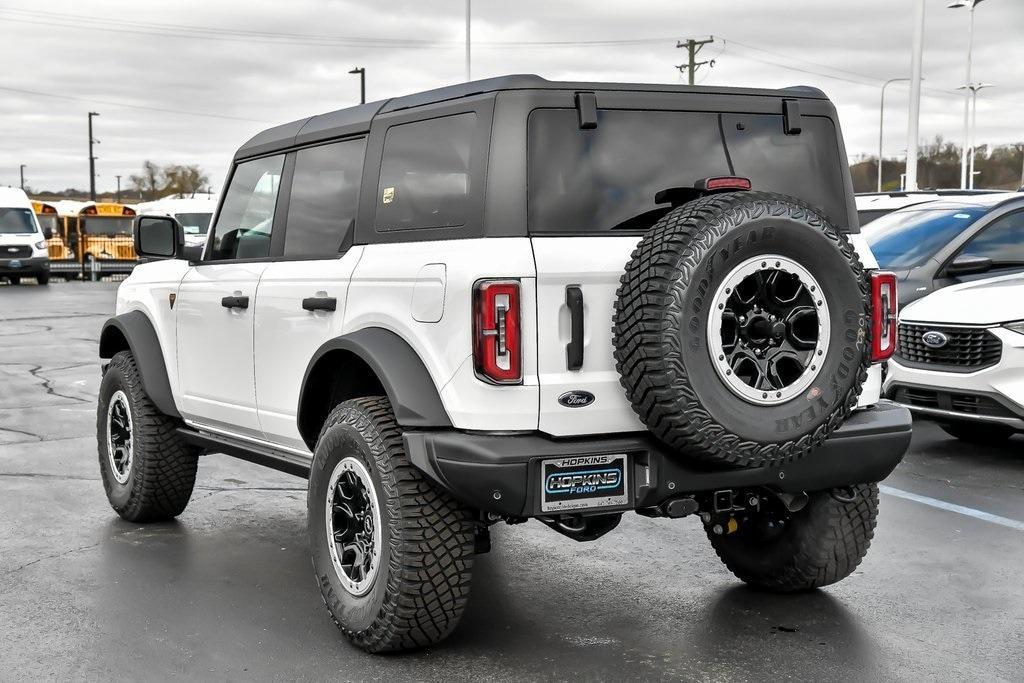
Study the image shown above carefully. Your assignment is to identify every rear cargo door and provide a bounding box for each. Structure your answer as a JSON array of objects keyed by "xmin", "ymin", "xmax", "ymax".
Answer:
[
  {"xmin": 527, "ymin": 103, "xmax": 850, "ymax": 437},
  {"xmin": 532, "ymin": 237, "xmax": 646, "ymax": 436}
]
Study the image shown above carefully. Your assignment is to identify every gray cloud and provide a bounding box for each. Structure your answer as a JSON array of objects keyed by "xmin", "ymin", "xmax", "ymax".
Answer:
[{"xmin": 1, "ymin": 0, "xmax": 1021, "ymax": 192}]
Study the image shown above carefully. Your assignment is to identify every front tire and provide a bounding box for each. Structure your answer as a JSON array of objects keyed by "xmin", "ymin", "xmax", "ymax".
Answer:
[
  {"xmin": 940, "ymin": 421, "xmax": 1014, "ymax": 445},
  {"xmin": 707, "ymin": 484, "xmax": 879, "ymax": 591},
  {"xmin": 96, "ymin": 351, "xmax": 199, "ymax": 522},
  {"xmin": 7, "ymin": 275, "xmax": 20, "ymax": 285},
  {"xmin": 308, "ymin": 397, "xmax": 476, "ymax": 653},
  {"xmin": 36, "ymin": 273, "xmax": 49, "ymax": 285}
]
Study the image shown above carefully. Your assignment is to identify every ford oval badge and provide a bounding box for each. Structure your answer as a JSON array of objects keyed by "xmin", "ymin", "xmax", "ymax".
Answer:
[
  {"xmin": 558, "ymin": 390, "xmax": 595, "ymax": 408},
  {"xmin": 921, "ymin": 330, "xmax": 948, "ymax": 349}
]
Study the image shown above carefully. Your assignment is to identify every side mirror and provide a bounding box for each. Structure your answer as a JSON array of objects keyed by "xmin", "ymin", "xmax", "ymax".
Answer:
[
  {"xmin": 134, "ymin": 215, "xmax": 184, "ymax": 260},
  {"xmin": 43, "ymin": 227, "xmax": 54, "ymax": 240},
  {"xmin": 946, "ymin": 254, "xmax": 993, "ymax": 276}
]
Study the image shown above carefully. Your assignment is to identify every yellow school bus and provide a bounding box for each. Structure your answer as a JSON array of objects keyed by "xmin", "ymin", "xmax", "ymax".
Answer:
[
  {"xmin": 31, "ymin": 201, "xmax": 71, "ymax": 260},
  {"xmin": 76, "ymin": 202, "xmax": 138, "ymax": 276}
]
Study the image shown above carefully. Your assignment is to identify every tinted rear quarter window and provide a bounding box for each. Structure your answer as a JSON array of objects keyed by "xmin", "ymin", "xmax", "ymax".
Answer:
[
  {"xmin": 375, "ymin": 113, "xmax": 475, "ymax": 231},
  {"xmin": 284, "ymin": 138, "xmax": 366, "ymax": 258}
]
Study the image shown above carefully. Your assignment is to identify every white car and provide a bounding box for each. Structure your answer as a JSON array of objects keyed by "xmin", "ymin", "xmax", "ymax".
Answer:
[
  {"xmin": 95, "ymin": 76, "xmax": 911, "ymax": 653},
  {"xmin": 0, "ymin": 187, "xmax": 50, "ymax": 285},
  {"xmin": 135, "ymin": 195, "xmax": 217, "ymax": 249},
  {"xmin": 885, "ymin": 272, "xmax": 1024, "ymax": 443}
]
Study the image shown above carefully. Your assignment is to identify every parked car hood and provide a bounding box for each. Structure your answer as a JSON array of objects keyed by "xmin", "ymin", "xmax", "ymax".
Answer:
[{"xmin": 900, "ymin": 272, "xmax": 1024, "ymax": 326}]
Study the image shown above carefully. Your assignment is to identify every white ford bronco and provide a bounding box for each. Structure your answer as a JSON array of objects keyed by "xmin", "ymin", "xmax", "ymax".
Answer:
[{"xmin": 97, "ymin": 75, "xmax": 912, "ymax": 653}]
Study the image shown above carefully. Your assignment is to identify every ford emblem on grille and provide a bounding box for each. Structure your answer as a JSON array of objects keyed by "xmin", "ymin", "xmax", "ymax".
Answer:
[
  {"xmin": 921, "ymin": 330, "xmax": 949, "ymax": 349},
  {"xmin": 558, "ymin": 390, "xmax": 595, "ymax": 408},
  {"xmin": 7, "ymin": 247, "xmax": 17, "ymax": 253}
]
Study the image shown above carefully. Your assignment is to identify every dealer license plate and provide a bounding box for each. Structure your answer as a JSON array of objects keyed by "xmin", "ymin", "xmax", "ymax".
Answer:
[{"xmin": 540, "ymin": 454, "xmax": 629, "ymax": 512}]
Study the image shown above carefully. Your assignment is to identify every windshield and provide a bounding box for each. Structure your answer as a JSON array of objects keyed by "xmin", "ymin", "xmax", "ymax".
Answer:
[
  {"xmin": 0, "ymin": 207, "xmax": 38, "ymax": 234},
  {"xmin": 81, "ymin": 217, "xmax": 133, "ymax": 235},
  {"xmin": 528, "ymin": 109, "xmax": 848, "ymax": 233},
  {"xmin": 175, "ymin": 212, "xmax": 212, "ymax": 235},
  {"xmin": 36, "ymin": 214, "xmax": 59, "ymax": 234},
  {"xmin": 864, "ymin": 206, "xmax": 988, "ymax": 269}
]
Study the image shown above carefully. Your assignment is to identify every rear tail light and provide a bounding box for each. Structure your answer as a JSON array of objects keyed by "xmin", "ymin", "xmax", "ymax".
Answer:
[
  {"xmin": 870, "ymin": 271, "xmax": 898, "ymax": 362},
  {"xmin": 473, "ymin": 280, "xmax": 522, "ymax": 384}
]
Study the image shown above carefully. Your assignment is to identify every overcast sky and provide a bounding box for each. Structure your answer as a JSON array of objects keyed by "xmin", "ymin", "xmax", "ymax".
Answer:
[{"xmin": 1, "ymin": 0, "xmax": 1022, "ymax": 192}]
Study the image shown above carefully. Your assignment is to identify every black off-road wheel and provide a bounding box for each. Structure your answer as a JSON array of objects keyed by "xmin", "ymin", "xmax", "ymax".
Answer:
[
  {"xmin": 613, "ymin": 191, "xmax": 870, "ymax": 468},
  {"xmin": 940, "ymin": 421, "xmax": 1015, "ymax": 445},
  {"xmin": 96, "ymin": 351, "xmax": 199, "ymax": 522},
  {"xmin": 308, "ymin": 397, "xmax": 476, "ymax": 653},
  {"xmin": 707, "ymin": 484, "xmax": 879, "ymax": 591}
]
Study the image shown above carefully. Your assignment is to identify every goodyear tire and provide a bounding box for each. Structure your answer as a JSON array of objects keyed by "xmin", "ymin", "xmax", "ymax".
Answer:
[
  {"xmin": 308, "ymin": 397, "xmax": 476, "ymax": 653},
  {"xmin": 613, "ymin": 191, "xmax": 870, "ymax": 468},
  {"xmin": 707, "ymin": 484, "xmax": 879, "ymax": 591},
  {"xmin": 97, "ymin": 351, "xmax": 199, "ymax": 522}
]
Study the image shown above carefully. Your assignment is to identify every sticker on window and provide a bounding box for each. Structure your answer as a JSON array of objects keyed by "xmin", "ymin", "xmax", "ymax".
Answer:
[{"xmin": 382, "ymin": 187, "xmax": 395, "ymax": 204}]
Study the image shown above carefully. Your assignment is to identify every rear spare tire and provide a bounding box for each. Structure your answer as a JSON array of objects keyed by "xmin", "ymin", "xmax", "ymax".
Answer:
[{"xmin": 613, "ymin": 191, "xmax": 870, "ymax": 468}]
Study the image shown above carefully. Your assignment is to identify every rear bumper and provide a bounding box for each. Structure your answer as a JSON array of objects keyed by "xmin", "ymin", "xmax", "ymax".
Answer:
[
  {"xmin": 0, "ymin": 256, "xmax": 48, "ymax": 275},
  {"xmin": 404, "ymin": 400, "xmax": 912, "ymax": 517}
]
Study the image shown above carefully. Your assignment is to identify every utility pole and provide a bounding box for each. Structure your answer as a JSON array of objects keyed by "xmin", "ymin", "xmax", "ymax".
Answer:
[
  {"xmin": 948, "ymin": 0, "xmax": 987, "ymax": 189},
  {"xmin": 465, "ymin": 0, "xmax": 471, "ymax": 81},
  {"xmin": 905, "ymin": 0, "xmax": 925, "ymax": 191},
  {"xmin": 115, "ymin": 175, "xmax": 122, "ymax": 203},
  {"xmin": 676, "ymin": 37, "xmax": 715, "ymax": 85},
  {"xmin": 19, "ymin": 164, "xmax": 25, "ymax": 190},
  {"xmin": 349, "ymin": 67, "xmax": 366, "ymax": 104},
  {"xmin": 88, "ymin": 111, "xmax": 100, "ymax": 201}
]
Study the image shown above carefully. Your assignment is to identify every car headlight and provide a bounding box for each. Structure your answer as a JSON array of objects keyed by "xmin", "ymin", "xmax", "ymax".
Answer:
[
  {"xmin": 34, "ymin": 240, "xmax": 47, "ymax": 250},
  {"xmin": 1003, "ymin": 320, "xmax": 1024, "ymax": 336}
]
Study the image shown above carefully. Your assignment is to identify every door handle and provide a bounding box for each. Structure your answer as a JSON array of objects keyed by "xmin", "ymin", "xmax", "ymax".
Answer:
[
  {"xmin": 566, "ymin": 286, "xmax": 584, "ymax": 371},
  {"xmin": 302, "ymin": 296, "xmax": 337, "ymax": 312},
  {"xmin": 221, "ymin": 295, "xmax": 249, "ymax": 309}
]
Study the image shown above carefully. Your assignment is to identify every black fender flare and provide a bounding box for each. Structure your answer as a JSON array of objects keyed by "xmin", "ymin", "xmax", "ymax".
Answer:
[
  {"xmin": 298, "ymin": 328, "xmax": 452, "ymax": 439},
  {"xmin": 99, "ymin": 311, "xmax": 180, "ymax": 418}
]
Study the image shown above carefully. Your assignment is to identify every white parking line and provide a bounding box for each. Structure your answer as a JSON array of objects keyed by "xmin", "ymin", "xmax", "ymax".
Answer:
[{"xmin": 880, "ymin": 484, "xmax": 1024, "ymax": 532}]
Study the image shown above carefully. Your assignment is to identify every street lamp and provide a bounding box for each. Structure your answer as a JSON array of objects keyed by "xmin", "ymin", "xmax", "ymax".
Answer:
[
  {"xmin": 905, "ymin": 0, "xmax": 926, "ymax": 191},
  {"xmin": 348, "ymin": 67, "xmax": 366, "ymax": 104},
  {"xmin": 878, "ymin": 78, "xmax": 912, "ymax": 192},
  {"xmin": 948, "ymin": 0, "xmax": 987, "ymax": 189},
  {"xmin": 957, "ymin": 82, "xmax": 993, "ymax": 189}
]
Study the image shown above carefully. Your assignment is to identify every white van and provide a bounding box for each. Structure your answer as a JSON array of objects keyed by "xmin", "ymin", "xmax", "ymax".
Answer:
[
  {"xmin": 0, "ymin": 187, "xmax": 50, "ymax": 285},
  {"xmin": 136, "ymin": 195, "xmax": 217, "ymax": 249}
]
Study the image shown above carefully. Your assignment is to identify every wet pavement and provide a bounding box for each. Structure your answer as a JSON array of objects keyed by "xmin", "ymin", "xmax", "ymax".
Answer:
[{"xmin": 1, "ymin": 281, "xmax": 1022, "ymax": 681}]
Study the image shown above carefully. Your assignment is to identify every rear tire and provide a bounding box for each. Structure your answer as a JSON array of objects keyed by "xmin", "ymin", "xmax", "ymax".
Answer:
[
  {"xmin": 308, "ymin": 397, "xmax": 476, "ymax": 653},
  {"xmin": 939, "ymin": 421, "xmax": 1014, "ymax": 445},
  {"xmin": 96, "ymin": 351, "xmax": 199, "ymax": 522},
  {"xmin": 706, "ymin": 484, "xmax": 878, "ymax": 591}
]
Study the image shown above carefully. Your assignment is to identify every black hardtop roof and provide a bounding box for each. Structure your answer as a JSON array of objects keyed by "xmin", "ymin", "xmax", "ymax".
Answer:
[{"xmin": 234, "ymin": 74, "xmax": 827, "ymax": 160}]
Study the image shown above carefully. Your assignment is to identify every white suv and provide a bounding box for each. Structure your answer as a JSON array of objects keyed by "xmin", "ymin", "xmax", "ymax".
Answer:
[
  {"xmin": 885, "ymin": 272, "xmax": 1024, "ymax": 443},
  {"xmin": 96, "ymin": 76, "xmax": 911, "ymax": 653}
]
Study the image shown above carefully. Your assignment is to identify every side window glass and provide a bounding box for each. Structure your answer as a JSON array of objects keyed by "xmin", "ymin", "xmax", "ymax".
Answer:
[
  {"xmin": 210, "ymin": 155, "xmax": 285, "ymax": 260},
  {"xmin": 959, "ymin": 211, "xmax": 1024, "ymax": 265},
  {"xmin": 375, "ymin": 112, "xmax": 476, "ymax": 231},
  {"xmin": 284, "ymin": 138, "xmax": 366, "ymax": 258}
]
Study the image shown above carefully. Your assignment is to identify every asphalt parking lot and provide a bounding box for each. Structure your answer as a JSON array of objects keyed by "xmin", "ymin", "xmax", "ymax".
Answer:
[{"xmin": 1, "ymin": 281, "xmax": 1022, "ymax": 681}]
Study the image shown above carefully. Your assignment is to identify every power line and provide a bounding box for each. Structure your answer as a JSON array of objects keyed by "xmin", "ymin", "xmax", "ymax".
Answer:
[{"xmin": 0, "ymin": 85, "xmax": 272, "ymax": 123}]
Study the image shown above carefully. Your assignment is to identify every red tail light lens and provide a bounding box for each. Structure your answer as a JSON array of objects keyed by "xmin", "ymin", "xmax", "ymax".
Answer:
[
  {"xmin": 870, "ymin": 271, "xmax": 898, "ymax": 362},
  {"xmin": 473, "ymin": 280, "xmax": 521, "ymax": 384}
]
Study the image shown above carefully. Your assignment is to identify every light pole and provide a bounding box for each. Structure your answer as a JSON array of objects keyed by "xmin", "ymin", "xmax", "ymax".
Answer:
[
  {"xmin": 878, "ymin": 78, "xmax": 911, "ymax": 192},
  {"xmin": 348, "ymin": 67, "xmax": 365, "ymax": 104},
  {"xmin": 905, "ymin": 0, "xmax": 926, "ymax": 192},
  {"xmin": 88, "ymin": 111, "xmax": 100, "ymax": 201},
  {"xmin": 465, "ymin": 0, "xmax": 471, "ymax": 81},
  {"xmin": 19, "ymin": 164, "xmax": 25, "ymax": 190},
  {"xmin": 957, "ymin": 82, "xmax": 993, "ymax": 189},
  {"xmin": 948, "ymin": 0, "xmax": 987, "ymax": 189}
]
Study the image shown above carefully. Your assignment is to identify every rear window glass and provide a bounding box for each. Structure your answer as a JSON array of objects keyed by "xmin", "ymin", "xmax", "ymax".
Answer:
[
  {"xmin": 527, "ymin": 109, "xmax": 847, "ymax": 233},
  {"xmin": 375, "ymin": 113, "xmax": 475, "ymax": 232}
]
